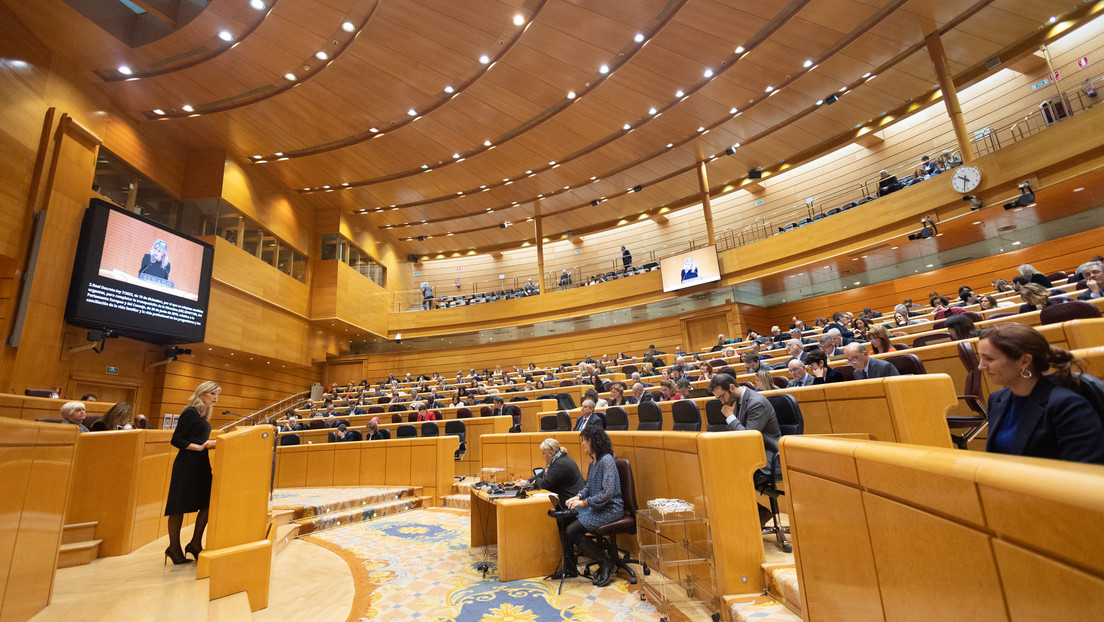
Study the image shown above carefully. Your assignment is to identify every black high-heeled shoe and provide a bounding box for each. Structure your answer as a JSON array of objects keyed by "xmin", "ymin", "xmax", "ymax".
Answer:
[
  {"xmin": 164, "ymin": 547, "xmax": 192, "ymax": 565},
  {"xmin": 184, "ymin": 543, "xmax": 202, "ymax": 560}
]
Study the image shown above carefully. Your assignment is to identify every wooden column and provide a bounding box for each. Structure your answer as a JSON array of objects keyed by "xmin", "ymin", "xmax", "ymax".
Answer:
[
  {"xmin": 926, "ymin": 31, "xmax": 974, "ymax": 163},
  {"xmin": 533, "ymin": 200, "xmax": 545, "ymax": 293},
  {"xmin": 697, "ymin": 161, "xmax": 716, "ymax": 244}
]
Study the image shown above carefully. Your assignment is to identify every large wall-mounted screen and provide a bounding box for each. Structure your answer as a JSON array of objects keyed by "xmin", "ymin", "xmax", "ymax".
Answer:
[
  {"xmin": 659, "ymin": 245, "xmax": 722, "ymax": 293},
  {"xmin": 65, "ymin": 198, "xmax": 214, "ymax": 344}
]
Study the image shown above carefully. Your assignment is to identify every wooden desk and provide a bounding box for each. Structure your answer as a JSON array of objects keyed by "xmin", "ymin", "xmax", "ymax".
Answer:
[{"xmin": 469, "ymin": 488, "xmax": 561, "ymax": 582}]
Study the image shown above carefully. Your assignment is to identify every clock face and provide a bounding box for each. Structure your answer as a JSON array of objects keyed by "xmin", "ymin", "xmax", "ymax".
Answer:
[{"xmin": 952, "ymin": 166, "xmax": 982, "ymax": 193}]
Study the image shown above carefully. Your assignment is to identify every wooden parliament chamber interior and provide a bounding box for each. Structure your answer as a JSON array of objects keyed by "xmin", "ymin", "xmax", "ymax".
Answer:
[{"xmin": 6, "ymin": 3, "xmax": 1104, "ymax": 620}]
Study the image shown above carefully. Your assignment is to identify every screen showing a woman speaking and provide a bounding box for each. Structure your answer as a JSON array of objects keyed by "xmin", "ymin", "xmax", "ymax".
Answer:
[
  {"xmin": 659, "ymin": 246, "xmax": 721, "ymax": 292},
  {"xmin": 66, "ymin": 199, "xmax": 214, "ymax": 344}
]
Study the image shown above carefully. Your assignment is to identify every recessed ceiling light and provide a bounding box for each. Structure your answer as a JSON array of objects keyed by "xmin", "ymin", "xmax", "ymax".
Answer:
[
  {"xmin": 483, "ymin": 140, "xmax": 492, "ymax": 146},
  {"xmin": 648, "ymin": 107, "xmax": 657, "ymax": 115},
  {"xmin": 703, "ymin": 68, "xmax": 714, "ymax": 78},
  {"xmin": 273, "ymin": 152, "xmax": 283, "ymax": 156},
  {"xmin": 666, "ymin": 143, "xmax": 673, "ymax": 148},
  {"xmin": 117, "ymin": 65, "xmax": 132, "ymax": 75},
  {"xmin": 729, "ymin": 107, "xmax": 738, "ymax": 114},
  {"xmin": 479, "ymin": 54, "xmax": 491, "ymax": 64},
  {"xmin": 634, "ymin": 33, "xmax": 645, "ymax": 43},
  {"xmin": 218, "ymin": 30, "xmax": 233, "ymax": 42},
  {"xmin": 599, "ymin": 64, "xmax": 609, "ymax": 74},
  {"xmin": 407, "ymin": 109, "xmax": 417, "ymax": 116},
  {"xmin": 563, "ymin": 185, "xmax": 569, "ymax": 190},
  {"xmin": 341, "ymin": 21, "xmax": 355, "ymax": 32},
  {"xmin": 732, "ymin": 142, "xmax": 740, "ymax": 148},
  {"xmin": 512, "ymin": 14, "xmax": 525, "ymax": 25},
  {"xmin": 764, "ymin": 85, "xmax": 774, "ymax": 93},
  {"xmin": 567, "ymin": 91, "xmax": 576, "ymax": 99},
  {"xmin": 548, "ymin": 161, "xmax": 556, "ymax": 166},
  {"xmin": 972, "ymin": 221, "xmax": 982, "ymax": 225},
  {"xmin": 181, "ymin": 104, "xmax": 194, "ymax": 112},
  {"xmin": 697, "ymin": 126, "xmax": 705, "ymax": 132},
  {"xmin": 675, "ymin": 89, "xmax": 685, "ymax": 98},
  {"xmin": 369, "ymin": 127, "xmax": 378, "ymax": 133},
  {"xmin": 444, "ymin": 85, "xmax": 454, "ymax": 94},
  {"xmin": 803, "ymin": 60, "xmax": 814, "ymax": 68},
  {"xmin": 862, "ymin": 72, "xmax": 872, "ymax": 79},
  {"xmin": 284, "ymin": 73, "xmax": 296, "ymax": 81},
  {"xmin": 622, "ymin": 123, "xmax": 631, "ymax": 130},
  {"xmin": 452, "ymin": 153, "xmax": 461, "ymax": 159},
  {"xmin": 926, "ymin": 264, "xmax": 934, "ymax": 268},
  {"xmin": 153, "ymin": 109, "xmax": 165, "ymax": 115},
  {"xmin": 839, "ymin": 86, "xmax": 847, "ymax": 92},
  {"xmin": 734, "ymin": 46, "xmax": 745, "ymax": 54},
  {"xmin": 250, "ymin": 0, "xmax": 265, "ymax": 9},
  {"xmin": 1048, "ymin": 16, "xmax": 1058, "ymax": 23},
  {"xmin": 315, "ymin": 51, "xmax": 328, "ymax": 60},
  {"xmin": 525, "ymin": 170, "xmax": 532, "ymax": 174},
  {"xmin": 1074, "ymin": 187, "xmax": 1085, "ymax": 192},
  {"xmin": 816, "ymin": 99, "xmax": 824, "ymax": 105}
]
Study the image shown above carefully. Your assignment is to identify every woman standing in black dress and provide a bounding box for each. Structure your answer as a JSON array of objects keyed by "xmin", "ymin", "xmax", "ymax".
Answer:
[{"xmin": 164, "ymin": 381, "xmax": 220, "ymax": 565}]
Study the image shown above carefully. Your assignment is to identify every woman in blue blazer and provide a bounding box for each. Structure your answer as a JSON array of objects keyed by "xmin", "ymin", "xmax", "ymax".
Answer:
[{"xmin": 978, "ymin": 323, "xmax": 1104, "ymax": 464}]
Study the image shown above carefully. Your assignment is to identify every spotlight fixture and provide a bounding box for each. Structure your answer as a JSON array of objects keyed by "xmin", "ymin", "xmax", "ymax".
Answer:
[
  {"xmin": 907, "ymin": 217, "xmax": 938, "ymax": 240},
  {"xmin": 599, "ymin": 64, "xmax": 609, "ymax": 74},
  {"xmin": 631, "ymin": 185, "xmax": 643, "ymax": 193},
  {"xmin": 748, "ymin": 169, "xmax": 763, "ymax": 179},
  {"xmin": 479, "ymin": 54, "xmax": 490, "ymax": 64},
  {"xmin": 181, "ymin": 104, "xmax": 194, "ymax": 112},
  {"xmin": 963, "ymin": 195, "xmax": 984, "ymax": 211},
  {"xmin": 117, "ymin": 65, "xmax": 132, "ymax": 75},
  {"xmin": 500, "ymin": 221, "xmax": 512, "ymax": 228},
  {"xmin": 823, "ymin": 94, "xmax": 838, "ymax": 105},
  {"xmin": 634, "ymin": 33, "xmax": 645, "ymax": 43},
  {"xmin": 1017, "ymin": 181, "xmax": 1035, "ymax": 206},
  {"xmin": 417, "ymin": 235, "xmax": 426, "ymax": 241},
  {"xmin": 512, "ymin": 14, "xmax": 524, "ymax": 26},
  {"xmin": 591, "ymin": 199, "xmax": 600, "ymax": 206}
]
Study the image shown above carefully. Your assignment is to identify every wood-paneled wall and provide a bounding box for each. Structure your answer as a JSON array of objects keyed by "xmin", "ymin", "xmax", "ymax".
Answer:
[{"xmin": 0, "ymin": 418, "xmax": 78, "ymax": 622}]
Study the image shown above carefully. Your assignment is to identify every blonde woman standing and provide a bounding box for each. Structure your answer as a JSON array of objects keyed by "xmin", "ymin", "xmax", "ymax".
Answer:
[{"xmin": 164, "ymin": 381, "xmax": 220, "ymax": 565}]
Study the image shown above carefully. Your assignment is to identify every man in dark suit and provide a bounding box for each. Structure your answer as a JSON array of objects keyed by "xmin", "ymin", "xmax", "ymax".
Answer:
[
  {"xmin": 573, "ymin": 399, "xmax": 602, "ymax": 430},
  {"xmin": 625, "ymin": 383, "xmax": 650, "ymax": 405},
  {"xmin": 844, "ymin": 343, "xmax": 901, "ymax": 380},
  {"xmin": 786, "ymin": 359, "xmax": 816, "ymax": 388},
  {"xmin": 490, "ymin": 396, "xmax": 505, "ymax": 417}
]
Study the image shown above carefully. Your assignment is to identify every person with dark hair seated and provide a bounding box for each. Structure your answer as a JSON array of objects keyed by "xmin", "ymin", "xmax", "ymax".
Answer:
[
  {"xmin": 416, "ymin": 403, "xmax": 436, "ymax": 421},
  {"xmin": 553, "ymin": 425, "xmax": 622, "ymax": 586},
  {"xmin": 979, "ymin": 323, "xmax": 1104, "ymax": 464},
  {"xmin": 331, "ymin": 423, "xmax": 351, "ymax": 442},
  {"xmin": 944, "ymin": 314, "xmax": 979, "ymax": 340},
  {"xmin": 805, "ymin": 348, "xmax": 845, "ymax": 384}
]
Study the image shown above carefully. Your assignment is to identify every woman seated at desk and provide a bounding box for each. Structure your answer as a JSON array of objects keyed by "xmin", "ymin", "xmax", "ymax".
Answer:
[{"xmin": 551, "ymin": 426, "xmax": 623, "ymax": 587}]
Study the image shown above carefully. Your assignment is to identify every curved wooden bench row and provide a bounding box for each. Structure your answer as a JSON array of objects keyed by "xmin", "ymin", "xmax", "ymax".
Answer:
[
  {"xmin": 278, "ymin": 415, "xmax": 511, "ymax": 478},
  {"xmin": 779, "ymin": 435, "xmax": 1104, "ymax": 621},
  {"xmin": 537, "ymin": 375, "xmax": 958, "ymax": 448},
  {"xmin": 274, "ymin": 436, "xmax": 459, "ymax": 505},
  {"xmin": 0, "ymin": 393, "xmax": 117, "ymax": 422},
  {"xmin": 480, "ymin": 430, "xmax": 770, "ymax": 596}
]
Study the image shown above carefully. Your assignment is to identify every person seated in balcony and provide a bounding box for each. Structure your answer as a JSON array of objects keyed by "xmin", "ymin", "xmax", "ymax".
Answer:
[
  {"xmin": 805, "ymin": 348, "xmax": 845, "ymax": 384},
  {"xmin": 654, "ymin": 379, "xmax": 679, "ymax": 401},
  {"xmin": 877, "ymin": 170, "xmax": 901, "ymax": 197},
  {"xmin": 754, "ymin": 368, "xmax": 777, "ymax": 392},
  {"xmin": 825, "ymin": 312, "xmax": 855, "ymax": 339},
  {"xmin": 852, "ymin": 317, "xmax": 873, "ymax": 342},
  {"xmin": 958, "ymin": 286, "xmax": 979, "ymax": 306},
  {"xmin": 979, "ymin": 323, "xmax": 1104, "ymax": 464},
  {"xmin": 416, "ymin": 404, "xmax": 436, "ymax": 421},
  {"xmin": 1018, "ymin": 283, "xmax": 1059, "ymax": 314},
  {"xmin": 911, "ymin": 165, "xmax": 929, "ymax": 184},
  {"xmin": 307, "ymin": 403, "xmax": 321, "ymax": 418},
  {"xmin": 979, "ymin": 295, "xmax": 1012, "ymax": 311},
  {"xmin": 558, "ymin": 269, "xmax": 572, "ymax": 287}
]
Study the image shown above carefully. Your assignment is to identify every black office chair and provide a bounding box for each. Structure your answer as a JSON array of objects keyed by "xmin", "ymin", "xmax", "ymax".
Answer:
[
  {"xmin": 670, "ymin": 400, "xmax": 701, "ymax": 431},
  {"xmin": 759, "ymin": 394, "xmax": 804, "ymax": 553},
  {"xmin": 555, "ymin": 410, "xmax": 572, "ymax": 431},
  {"xmin": 388, "ymin": 403, "xmax": 406, "ymax": 412},
  {"xmin": 445, "ymin": 420, "xmax": 466, "ymax": 460},
  {"xmin": 345, "ymin": 429, "xmax": 362, "ymax": 442},
  {"xmin": 279, "ymin": 434, "xmax": 301, "ymax": 446},
  {"xmin": 505, "ymin": 405, "xmax": 522, "ymax": 433},
  {"xmin": 636, "ymin": 401, "xmax": 662, "ymax": 431},
  {"xmin": 555, "ymin": 392, "xmax": 576, "ymax": 410},
  {"xmin": 456, "ymin": 407, "xmax": 472, "ymax": 419},
  {"xmin": 377, "ymin": 428, "xmax": 391, "ymax": 440},
  {"xmin": 604, "ymin": 407, "xmax": 629, "ymax": 431},
  {"xmin": 421, "ymin": 421, "xmax": 439, "ymax": 437},
  {"xmin": 583, "ymin": 458, "xmax": 642, "ymax": 585},
  {"xmin": 704, "ymin": 399, "xmax": 728, "ymax": 432},
  {"xmin": 395, "ymin": 424, "xmax": 417, "ymax": 438},
  {"xmin": 948, "ymin": 341, "xmax": 988, "ymax": 449},
  {"xmin": 540, "ymin": 415, "xmax": 559, "ymax": 432},
  {"xmin": 885, "ymin": 353, "xmax": 926, "ymax": 375}
]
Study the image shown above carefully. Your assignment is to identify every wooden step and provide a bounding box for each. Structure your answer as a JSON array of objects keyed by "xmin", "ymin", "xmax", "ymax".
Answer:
[
  {"xmin": 61, "ymin": 521, "xmax": 97, "ymax": 545},
  {"xmin": 762, "ymin": 563, "xmax": 801, "ymax": 616},
  {"xmin": 269, "ymin": 509, "xmax": 296, "ymax": 527},
  {"xmin": 726, "ymin": 593, "xmax": 802, "ymax": 622},
  {"xmin": 208, "ymin": 591, "xmax": 252, "ymax": 621},
  {"xmin": 57, "ymin": 540, "xmax": 102, "ymax": 568},
  {"xmin": 274, "ymin": 523, "xmax": 300, "ymax": 556}
]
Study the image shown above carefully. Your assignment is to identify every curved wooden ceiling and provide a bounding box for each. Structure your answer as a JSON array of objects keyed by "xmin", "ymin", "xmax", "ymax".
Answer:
[{"xmin": 8, "ymin": 0, "xmax": 1087, "ymax": 256}]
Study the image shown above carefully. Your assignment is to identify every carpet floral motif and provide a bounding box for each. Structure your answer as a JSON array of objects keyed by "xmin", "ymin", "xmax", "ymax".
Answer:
[{"xmin": 306, "ymin": 507, "xmax": 661, "ymax": 622}]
